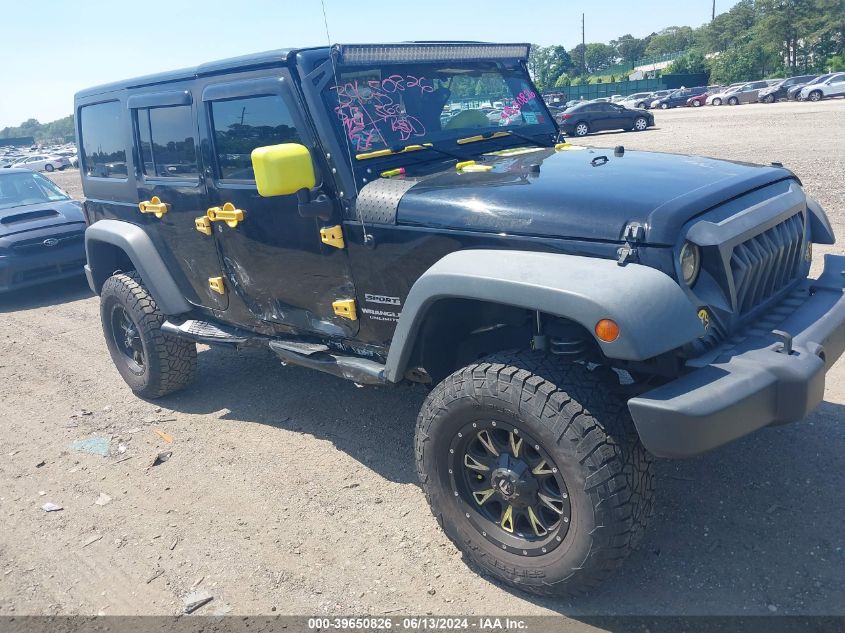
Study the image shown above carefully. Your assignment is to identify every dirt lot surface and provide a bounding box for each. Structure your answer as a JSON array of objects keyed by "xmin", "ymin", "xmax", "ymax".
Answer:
[{"xmin": 2, "ymin": 100, "xmax": 845, "ymax": 624}]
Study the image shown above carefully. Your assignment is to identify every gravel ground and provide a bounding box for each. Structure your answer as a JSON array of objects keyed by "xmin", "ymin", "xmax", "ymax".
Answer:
[{"xmin": 2, "ymin": 100, "xmax": 845, "ymax": 624}]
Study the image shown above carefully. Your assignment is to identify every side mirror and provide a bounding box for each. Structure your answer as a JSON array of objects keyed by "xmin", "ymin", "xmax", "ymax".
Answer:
[{"xmin": 251, "ymin": 143, "xmax": 316, "ymax": 197}]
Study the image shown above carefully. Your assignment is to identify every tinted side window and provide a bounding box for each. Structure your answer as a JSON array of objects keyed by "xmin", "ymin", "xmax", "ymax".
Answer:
[
  {"xmin": 80, "ymin": 101, "xmax": 127, "ymax": 179},
  {"xmin": 210, "ymin": 94, "xmax": 303, "ymax": 180},
  {"xmin": 135, "ymin": 105, "xmax": 198, "ymax": 178}
]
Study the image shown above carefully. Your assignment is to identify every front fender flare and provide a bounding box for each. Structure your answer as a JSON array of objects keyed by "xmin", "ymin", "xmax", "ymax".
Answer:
[
  {"xmin": 383, "ymin": 250, "xmax": 704, "ymax": 382},
  {"xmin": 85, "ymin": 220, "xmax": 191, "ymax": 315}
]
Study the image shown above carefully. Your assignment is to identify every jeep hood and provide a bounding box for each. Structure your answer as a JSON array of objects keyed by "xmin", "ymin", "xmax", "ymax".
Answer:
[
  {"xmin": 0, "ymin": 199, "xmax": 85, "ymax": 237},
  {"xmin": 396, "ymin": 147, "xmax": 795, "ymax": 245}
]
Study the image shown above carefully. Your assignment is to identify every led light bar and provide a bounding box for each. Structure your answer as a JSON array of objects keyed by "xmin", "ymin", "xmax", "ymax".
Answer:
[{"xmin": 334, "ymin": 43, "xmax": 531, "ymax": 65}]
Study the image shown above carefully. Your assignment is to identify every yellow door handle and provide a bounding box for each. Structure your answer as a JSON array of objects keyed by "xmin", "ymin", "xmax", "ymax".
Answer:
[
  {"xmin": 138, "ymin": 196, "xmax": 169, "ymax": 218},
  {"xmin": 206, "ymin": 202, "xmax": 245, "ymax": 228}
]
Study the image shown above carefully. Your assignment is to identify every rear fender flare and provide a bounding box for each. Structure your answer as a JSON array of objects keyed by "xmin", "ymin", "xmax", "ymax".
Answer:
[
  {"xmin": 383, "ymin": 250, "xmax": 704, "ymax": 382},
  {"xmin": 85, "ymin": 219, "xmax": 191, "ymax": 315}
]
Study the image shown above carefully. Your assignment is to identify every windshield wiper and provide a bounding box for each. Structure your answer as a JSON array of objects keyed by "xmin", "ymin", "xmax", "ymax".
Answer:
[
  {"xmin": 355, "ymin": 142, "xmax": 465, "ymax": 162},
  {"xmin": 456, "ymin": 130, "xmax": 552, "ymax": 149}
]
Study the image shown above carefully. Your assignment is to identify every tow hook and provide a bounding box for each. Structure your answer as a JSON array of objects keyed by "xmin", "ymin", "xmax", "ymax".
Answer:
[{"xmin": 772, "ymin": 329, "xmax": 794, "ymax": 355}]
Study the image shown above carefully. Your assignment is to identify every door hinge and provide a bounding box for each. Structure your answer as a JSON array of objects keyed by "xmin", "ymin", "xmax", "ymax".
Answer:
[
  {"xmin": 320, "ymin": 225, "xmax": 346, "ymax": 249},
  {"xmin": 208, "ymin": 276, "xmax": 226, "ymax": 295},
  {"xmin": 195, "ymin": 216, "xmax": 212, "ymax": 236},
  {"xmin": 332, "ymin": 299, "xmax": 357, "ymax": 320}
]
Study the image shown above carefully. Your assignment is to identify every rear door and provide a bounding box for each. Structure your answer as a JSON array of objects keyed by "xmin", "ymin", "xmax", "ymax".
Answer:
[
  {"xmin": 826, "ymin": 74, "xmax": 845, "ymax": 96},
  {"xmin": 128, "ymin": 89, "xmax": 227, "ymax": 311},
  {"xmin": 196, "ymin": 70, "xmax": 359, "ymax": 338}
]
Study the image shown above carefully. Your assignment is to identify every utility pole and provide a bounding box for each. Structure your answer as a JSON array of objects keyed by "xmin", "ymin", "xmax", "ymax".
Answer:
[
  {"xmin": 581, "ymin": 13, "xmax": 586, "ymax": 74},
  {"xmin": 712, "ymin": 0, "xmax": 715, "ymax": 21}
]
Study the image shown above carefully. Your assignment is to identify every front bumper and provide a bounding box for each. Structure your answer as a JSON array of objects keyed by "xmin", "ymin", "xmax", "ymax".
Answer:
[
  {"xmin": 629, "ymin": 254, "xmax": 845, "ymax": 458},
  {"xmin": 0, "ymin": 224, "xmax": 86, "ymax": 293}
]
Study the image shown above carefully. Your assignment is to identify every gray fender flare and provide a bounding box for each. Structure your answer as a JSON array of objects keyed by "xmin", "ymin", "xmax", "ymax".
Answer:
[
  {"xmin": 85, "ymin": 219, "xmax": 191, "ymax": 315},
  {"xmin": 383, "ymin": 250, "xmax": 704, "ymax": 382}
]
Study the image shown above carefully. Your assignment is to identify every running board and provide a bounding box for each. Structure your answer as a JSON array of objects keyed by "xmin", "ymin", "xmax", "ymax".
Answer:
[
  {"xmin": 269, "ymin": 340, "xmax": 386, "ymax": 386},
  {"xmin": 162, "ymin": 319, "xmax": 251, "ymax": 346}
]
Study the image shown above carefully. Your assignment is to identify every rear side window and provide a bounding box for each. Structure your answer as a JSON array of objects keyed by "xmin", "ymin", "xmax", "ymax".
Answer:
[
  {"xmin": 209, "ymin": 94, "xmax": 303, "ymax": 180},
  {"xmin": 135, "ymin": 105, "xmax": 199, "ymax": 178},
  {"xmin": 80, "ymin": 101, "xmax": 127, "ymax": 179}
]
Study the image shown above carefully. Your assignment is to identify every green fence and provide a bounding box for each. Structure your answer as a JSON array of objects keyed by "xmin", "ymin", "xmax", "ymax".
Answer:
[{"xmin": 544, "ymin": 73, "xmax": 708, "ymax": 102}]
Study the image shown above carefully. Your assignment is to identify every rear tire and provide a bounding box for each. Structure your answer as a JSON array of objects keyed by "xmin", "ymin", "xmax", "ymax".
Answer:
[
  {"xmin": 415, "ymin": 351, "xmax": 655, "ymax": 596},
  {"xmin": 100, "ymin": 271, "xmax": 196, "ymax": 399},
  {"xmin": 574, "ymin": 122, "xmax": 590, "ymax": 137},
  {"xmin": 44, "ymin": 164, "xmax": 54, "ymax": 172}
]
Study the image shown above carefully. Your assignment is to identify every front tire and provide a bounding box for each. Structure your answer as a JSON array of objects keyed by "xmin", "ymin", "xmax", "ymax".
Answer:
[
  {"xmin": 660, "ymin": 103, "xmax": 669, "ymax": 109},
  {"xmin": 633, "ymin": 116, "xmax": 648, "ymax": 131},
  {"xmin": 808, "ymin": 90, "xmax": 822, "ymax": 102},
  {"xmin": 415, "ymin": 351, "xmax": 654, "ymax": 596},
  {"xmin": 573, "ymin": 122, "xmax": 590, "ymax": 137},
  {"xmin": 764, "ymin": 94, "xmax": 775, "ymax": 103},
  {"xmin": 692, "ymin": 99, "xmax": 702, "ymax": 107},
  {"xmin": 100, "ymin": 271, "xmax": 197, "ymax": 398},
  {"xmin": 727, "ymin": 97, "xmax": 739, "ymax": 105},
  {"xmin": 712, "ymin": 98, "xmax": 722, "ymax": 106}
]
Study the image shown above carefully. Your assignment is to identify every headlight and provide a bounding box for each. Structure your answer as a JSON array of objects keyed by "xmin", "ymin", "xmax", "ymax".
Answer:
[{"xmin": 679, "ymin": 241, "xmax": 700, "ymax": 286}]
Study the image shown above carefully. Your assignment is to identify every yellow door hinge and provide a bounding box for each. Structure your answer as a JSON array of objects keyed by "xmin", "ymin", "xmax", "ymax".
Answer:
[
  {"xmin": 332, "ymin": 299, "xmax": 357, "ymax": 320},
  {"xmin": 320, "ymin": 225, "xmax": 345, "ymax": 249},
  {"xmin": 208, "ymin": 276, "xmax": 226, "ymax": 295},
  {"xmin": 195, "ymin": 216, "xmax": 212, "ymax": 236}
]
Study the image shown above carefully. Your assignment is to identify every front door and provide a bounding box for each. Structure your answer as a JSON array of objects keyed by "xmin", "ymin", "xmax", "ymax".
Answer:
[
  {"xmin": 129, "ymin": 88, "xmax": 227, "ymax": 311},
  {"xmin": 197, "ymin": 71, "xmax": 358, "ymax": 338}
]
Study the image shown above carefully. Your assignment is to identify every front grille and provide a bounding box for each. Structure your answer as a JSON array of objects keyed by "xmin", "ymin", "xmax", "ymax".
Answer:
[
  {"xmin": 13, "ymin": 259, "xmax": 85, "ymax": 284},
  {"xmin": 11, "ymin": 232, "xmax": 83, "ymax": 255},
  {"xmin": 730, "ymin": 213, "xmax": 805, "ymax": 314}
]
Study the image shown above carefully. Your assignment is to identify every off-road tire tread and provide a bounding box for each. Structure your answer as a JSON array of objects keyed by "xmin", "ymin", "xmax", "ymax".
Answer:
[
  {"xmin": 415, "ymin": 350, "xmax": 654, "ymax": 597},
  {"xmin": 101, "ymin": 271, "xmax": 196, "ymax": 398}
]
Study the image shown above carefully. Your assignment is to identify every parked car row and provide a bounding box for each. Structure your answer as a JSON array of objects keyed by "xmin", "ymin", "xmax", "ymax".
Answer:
[{"xmin": 0, "ymin": 143, "xmax": 78, "ymax": 172}]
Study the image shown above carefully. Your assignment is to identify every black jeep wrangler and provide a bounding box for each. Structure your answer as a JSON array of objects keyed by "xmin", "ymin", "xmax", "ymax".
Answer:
[{"xmin": 75, "ymin": 43, "xmax": 845, "ymax": 596}]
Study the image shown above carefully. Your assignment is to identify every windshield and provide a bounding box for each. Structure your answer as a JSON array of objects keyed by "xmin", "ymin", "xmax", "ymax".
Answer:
[
  {"xmin": 0, "ymin": 171, "xmax": 70, "ymax": 210},
  {"xmin": 323, "ymin": 61, "xmax": 554, "ymax": 158}
]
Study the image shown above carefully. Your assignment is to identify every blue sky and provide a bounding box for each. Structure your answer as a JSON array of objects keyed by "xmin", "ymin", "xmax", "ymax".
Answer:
[{"xmin": 0, "ymin": 0, "xmax": 738, "ymax": 128}]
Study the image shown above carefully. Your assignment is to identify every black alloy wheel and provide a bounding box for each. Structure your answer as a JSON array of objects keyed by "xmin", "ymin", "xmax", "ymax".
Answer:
[
  {"xmin": 450, "ymin": 421, "xmax": 571, "ymax": 557},
  {"xmin": 110, "ymin": 303, "xmax": 145, "ymax": 374}
]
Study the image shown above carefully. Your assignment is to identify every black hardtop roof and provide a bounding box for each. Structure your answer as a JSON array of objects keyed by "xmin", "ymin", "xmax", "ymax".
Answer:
[
  {"xmin": 74, "ymin": 41, "xmax": 518, "ymax": 100},
  {"xmin": 74, "ymin": 47, "xmax": 322, "ymax": 99}
]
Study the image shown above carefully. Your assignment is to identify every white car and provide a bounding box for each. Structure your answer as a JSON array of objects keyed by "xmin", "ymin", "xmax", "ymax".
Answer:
[
  {"xmin": 800, "ymin": 72, "xmax": 845, "ymax": 101},
  {"xmin": 618, "ymin": 92, "xmax": 654, "ymax": 109},
  {"xmin": 8, "ymin": 154, "xmax": 69, "ymax": 172}
]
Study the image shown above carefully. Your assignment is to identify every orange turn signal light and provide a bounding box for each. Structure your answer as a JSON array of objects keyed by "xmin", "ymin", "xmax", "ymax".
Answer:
[{"xmin": 595, "ymin": 319, "xmax": 620, "ymax": 342}]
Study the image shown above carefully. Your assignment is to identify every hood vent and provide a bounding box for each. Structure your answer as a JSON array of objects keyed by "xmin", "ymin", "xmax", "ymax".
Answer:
[{"xmin": 0, "ymin": 209, "xmax": 59, "ymax": 225}]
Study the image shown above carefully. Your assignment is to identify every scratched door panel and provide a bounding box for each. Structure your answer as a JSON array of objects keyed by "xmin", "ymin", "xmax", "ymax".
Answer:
[{"xmin": 196, "ymin": 68, "xmax": 359, "ymax": 338}]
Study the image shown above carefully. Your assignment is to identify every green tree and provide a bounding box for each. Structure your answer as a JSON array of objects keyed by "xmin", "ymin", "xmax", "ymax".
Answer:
[
  {"xmin": 644, "ymin": 26, "xmax": 697, "ymax": 56},
  {"xmin": 584, "ymin": 43, "xmax": 617, "ymax": 73},
  {"xmin": 666, "ymin": 50, "xmax": 709, "ymax": 76},
  {"xmin": 611, "ymin": 34, "xmax": 647, "ymax": 67},
  {"xmin": 708, "ymin": 44, "xmax": 767, "ymax": 83},
  {"xmin": 553, "ymin": 73, "xmax": 571, "ymax": 88}
]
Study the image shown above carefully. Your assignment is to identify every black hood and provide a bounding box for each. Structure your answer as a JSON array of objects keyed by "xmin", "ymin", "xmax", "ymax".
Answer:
[
  {"xmin": 0, "ymin": 199, "xmax": 85, "ymax": 237},
  {"xmin": 396, "ymin": 147, "xmax": 795, "ymax": 245}
]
